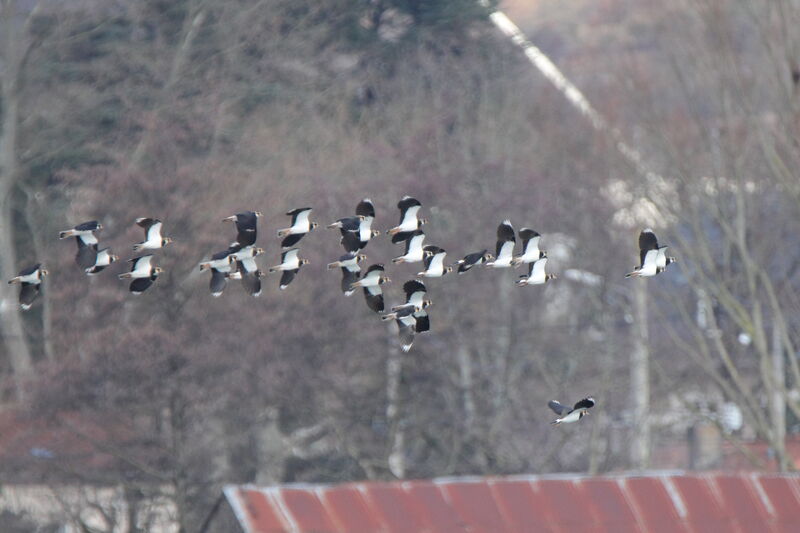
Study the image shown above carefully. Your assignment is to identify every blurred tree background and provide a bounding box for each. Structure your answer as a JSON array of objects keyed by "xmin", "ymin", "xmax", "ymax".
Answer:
[{"xmin": 0, "ymin": 0, "xmax": 799, "ymax": 531}]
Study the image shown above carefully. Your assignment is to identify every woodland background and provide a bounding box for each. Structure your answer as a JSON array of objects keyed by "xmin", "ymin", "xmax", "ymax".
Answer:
[{"xmin": 1, "ymin": 0, "xmax": 799, "ymax": 531}]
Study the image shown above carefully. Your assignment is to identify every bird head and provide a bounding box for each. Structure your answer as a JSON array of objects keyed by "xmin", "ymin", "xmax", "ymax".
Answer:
[
  {"xmin": 484, "ymin": 252, "xmax": 495, "ymax": 261},
  {"xmin": 357, "ymin": 215, "xmax": 366, "ymax": 221},
  {"xmin": 419, "ymin": 217, "xmax": 428, "ymax": 225},
  {"xmin": 154, "ymin": 267, "xmax": 164, "ymax": 274},
  {"xmin": 162, "ymin": 237, "xmax": 173, "ymax": 246},
  {"xmin": 110, "ymin": 254, "xmax": 120, "ymax": 263},
  {"xmin": 254, "ymin": 247, "xmax": 265, "ymax": 256},
  {"xmin": 547, "ymin": 273, "xmax": 557, "ymax": 281},
  {"xmin": 541, "ymin": 250, "xmax": 548, "ymax": 259},
  {"xmin": 422, "ymin": 298, "xmax": 433, "ymax": 308},
  {"xmin": 667, "ymin": 256, "xmax": 677, "ymax": 264},
  {"xmin": 357, "ymin": 254, "xmax": 367, "ymax": 262},
  {"xmin": 301, "ymin": 258, "xmax": 310, "ymax": 265},
  {"xmin": 372, "ymin": 229, "xmax": 381, "ymax": 237},
  {"xmin": 40, "ymin": 269, "xmax": 49, "ymax": 277},
  {"xmin": 97, "ymin": 223, "xmax": 103, "ymax": 230},
  {"xmin": 445, "ymin": 266, "xmax": 454, "ymax": 273},
  {"xmin": 255, "ymin": 211, "xmax": 263, "ymax": 217},
  {"xmin": 381, "ymin": 275, "xmax": 391, "ymax": 284},
  {"xmin": 311, "ymin": 222, "xmax": 319, "ymax": 229}
]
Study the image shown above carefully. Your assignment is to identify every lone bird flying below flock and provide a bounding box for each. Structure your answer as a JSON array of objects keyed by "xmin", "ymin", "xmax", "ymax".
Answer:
[
  {"xmin": 199, "ymin": 250, "xmax": 240, "ymax": 297},
  {"xmin": 516, "ymin": 257, "xmax": 556, "ymax": 286},
  {"xmin": 351, "ymin": 264, "xmax": 391, "ymax": 313},
  {"xmin": 548, "ymin": 397, "xmax": 595, "ymax": 425},
  {"xmin": 118, "ymin": 255, "xmax": 163, "ymax": 294},
  {"xmin": 417, "ymin": 246, "xmax": 452, "ymax": 278},
  {"xmin": 391, "ymin": 230, "xmax": 426, "ymax": 264},
  {"xmin": 224, "ymin": 211, "xmax": 261, "ymax": 247},
  {"xmin": 626, "ymin": 229, "xmax": 674, "ymax": 278},
  {"xmin": 512, "ymin": 228, "xmax": 546, "ymax": 266},
  {"xmin": 133, "ymin": 218, "xmax": 172, "ymax": 251},
  {"xmin": 269, "ymin": 248, "xmax": 309, "ymax": 290},
  {"xmin": 453, "ymin": 250, "xmax": 494, "ymax": 274},
  {"xmin": 388, "ymin": 196, "xmax": 426, "ymax": 242},
  {"xmin": 485, "ymin": 220, "xmax": 516, "ymax": 268},
  {"xmin": 8, "ymin": 264, "xmax": 48, "ymax": 310},
  {"xmin": 277, "ymin": 207, "xmax": 317, "ymax": 248},
  {"xmin": 381, "ymin": 301, "xmax": 430, "ymax": 352}
]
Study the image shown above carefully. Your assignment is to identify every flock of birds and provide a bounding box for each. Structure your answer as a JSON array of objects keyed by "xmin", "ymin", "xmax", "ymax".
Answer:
[{"xmin": 7, "ymin": 196, "xmax": 677, "ymax": 425}]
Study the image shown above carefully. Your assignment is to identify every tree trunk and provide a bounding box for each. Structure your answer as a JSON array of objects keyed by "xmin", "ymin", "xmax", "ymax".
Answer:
[
  {"xmin": 385, "ymin": 326, "xmax": 405, "ymax": 478},
  {"xmin": 0, "ymin": 0, "xmax": 34, "ymax": 394},
  {"xmin": 771, "ymin": 321, "xmax": 788, "ymax": 471},
  {"xmin": 630, "ymin": 280, "xmax": 650, "ymax": 469}
]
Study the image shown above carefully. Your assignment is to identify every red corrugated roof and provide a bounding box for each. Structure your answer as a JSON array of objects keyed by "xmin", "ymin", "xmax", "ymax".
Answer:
[{"xmin": 223, "ymin": 472, "xmax": 800, "ymax": 533}]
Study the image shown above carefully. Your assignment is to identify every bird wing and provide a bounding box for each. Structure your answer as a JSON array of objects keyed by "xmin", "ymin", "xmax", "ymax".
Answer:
[
  {"xmin": 241, "ymin": 272, "xmax": 262, "ymax": 297},
  {"xmin": 76, "ymin": 241, "xmax": 99, "ymax": 269},
  {"xmin": 638, "ymin": 229, "xmax": 659, "ymax": 265},
  {"xmin": 413, "ymin": 311, "xmax": 430, "ymax": 333},
  {"xmin": 136, "ymin": 217, "xmax": 157, "ymax": 230},
  {"xmin": 279, "ymin": 269, "xmax": 298, "ymax": 289},
  {"xmin": 403, "ymin": 280, "xmax": 427, "ymax": 304},
  {"xmin": 363, "ymin": 287, "xmax": 384, "ymax": 313},
  {"xmin": 209, "ymin": 269, "xmax": 228, "ymax": 296},
  {"xmin": 340, "ymin": 268, "xmax": 359, "ymax": 295},
  {"xmin": 240, "ymin": 256, "xmax": 258, "ymax": 273},
  {"xmin": 19, "ymin": 263, "xmax": 41, "ymax": 277},
  {"xmin": 364, "ymin": 264, "xmax": 385, "ymax": 275},
  {"xmin": 75, "ymin": 220, "xmax": 100, "ymax": 232},
  {"xmin": 429, "ymin": 252, "xmax": 446, "ymax": 273},
  {"xmin": 287, "ymin": 207, "xmax": 312, "ymax": 225},
  {"xmin": 531, "ymin": 257, "xmax": 548, "ymax": 280},
  {"xmin": 281, "ymin": 233, "xmax": 304, "ymax": 248},
  {"xmin": 356, "ymin": 198, "xmax": 376, "ymax": 218},
  {"xmin": 397, "ymin": 321, "xmax": 415, "ymax": 352},
  {"xmin": 573, "ymin": 397, "xmax": 595, "ymax": 410},
  {"xmin": 496, "ymin": 220, "xmax": 516, "ymax": 242},
  {"xmin": 656, "ymin": 246, "xmax": 668, "ymax": 268},
  {"xmin": 19, "ymin": 283, "xmax": 40, "ymax": 308},
  {"xmin": 341, "ymin": 231, "xmax": 363, "ymax": 253},
  {"xmin": 642, "ymin": 249, "xmax": 659, "ymax": 270},
  {"xmin": 496, "ymin": 240, "xmax": 515, "ymax": 262},
  {"xmin": 520, "ymin": 230, "xmax": 541, "ymax": 257},
  {"xmin": 398, "ymin": 204, "xmax": 421, "ymax": 227},
  {"xmin": 146, "ymin": 220, "xmax": 163, "ymax": 242},
  {"xmin": 548, "ymin": 400, "xmax": 569, "ymax": 415},
  {"xmin": 130, "ymin": 276, "xmax": 155, "ymax": 294}
]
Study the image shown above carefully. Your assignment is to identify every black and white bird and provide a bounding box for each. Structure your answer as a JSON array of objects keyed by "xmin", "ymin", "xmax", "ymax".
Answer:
[
  {"xmin": 417, "ymin": 246, "xmax": 452, "ymax": 278},
  {"xmin": 381, "ymin": 302, "xmax": 430, "ymax": 352},
  {"xmin": 277, "ymin": 207, "xmax": 317, "ymax": 248},
  {"xmin": 327, "ymin": 252, "xmax": 367, "ymax": 271},
  {"xmin": 397, "ymin": 279, "xmax": 430, "ymax": 333},
  {"xmin": 625, "ymin": 229, "xmax": 674, "ymax": 278},
  {"xmin": 351, "ymin": 264, "xmax": 391, "ymax": 313},
  {"xmin": 453, "ymin": 250, "xmax": 494, "ymax": 274},
  {"xmin": 133, "ymin": 218, "xmax": 172, "ymax": 251},
  {"xmin": 8, "ymin": 264, "xmax": 48, "ymax": 310},
  {"xmin": 60, "ymin": 221, "xmax": 101, "ymax": 270},
  {"xmin": 268, "ymin": 248, "xmax": 309, "ymax": 290},
  {"xmin": 86, "ymin": 247, "xmax": 119, "ymax": 275},
  {"xmin": 351, "ymin": 198, "xmax": 380, "ymax": 249},
  {"xmin": 548, "ymin": 397, "xmax": 595, "ymax": 425},
  {"xmin": 59, "ymin": 220, "xmax": 101, "ymax": 244},
  {"xmin": 387, "ymin": 196, "xmax": 426, "ymax": 241},
  {"xmin": 199, "ymin": 250, "xmax": 240, "ymax": 297},
  {"xmin": 485, "ymin": 220, "xmax": 516, "ymax": 268},
  {"xmin": 224, "ymin": 211, "xmax": 262, "ymax": 247},
  {"xmin": 118, "ymin": 255, "xmax": 163, "ymax": 294},
  {"xmin": 391, "ymin": 230, "xmax": 426, "ymax": 264},
  {"xmin": 516, "ymin": 258, "xmax": 556, "ymax": 286},
  {"xmin": 231, "ymin": 246, "xmax": 265, "ymax": 297},
  {"xmin": 512, "ymin": 228, "xmax": 546, "ymax": 266}
]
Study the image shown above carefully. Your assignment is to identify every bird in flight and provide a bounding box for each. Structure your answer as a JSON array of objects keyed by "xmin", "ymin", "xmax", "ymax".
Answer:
[{"xmin": 548, "ymin": 397, "xmax": 595, "ymax": 425}]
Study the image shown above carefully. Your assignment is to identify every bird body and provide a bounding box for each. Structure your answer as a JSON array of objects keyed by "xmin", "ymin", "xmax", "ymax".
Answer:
[
  {"xmin": 327, "ymin": 252, "xmax": 366, "ymax": 271},
  {"xmin": 119, "ymin": 255, "xmax": 162, "ymax": 280},
  {"xmin": 486, "ymin": 220, "xmax": 516, "ymax": 268},
  {"xmin": 59, "ymin": 220, "xmax": 101, "ymax": 245},
  {"xmin": 548, "ymin": 397, "xmax": 595, "ymax": 425},
  {"xmin": 278, "ymin": 208, "xmax": 317, "ymax": 247},
  {"xmin": 626, "ymin": 229, "xmax": 675, "ymax": 278},
  {"xmin": 392, "ymin": 230, "xmax": 426, "ymax": 263},
  {"xmin": 351, "ymin": 264, "xmax": 390, "ymax": 313},
  {"xmin": 86, "ymin": 247, "xmax": 119, "ymax": 275},
  {"xmin": 200, "ymin": 250, "xmax": 237, "ymax": 273},
  {"xmin": 133, "ymin": 218, "xmax": 171, "ymax": 250},
  {"xmin": 269, "ymin": 248, "xmax": 308, "ymax": 289}
]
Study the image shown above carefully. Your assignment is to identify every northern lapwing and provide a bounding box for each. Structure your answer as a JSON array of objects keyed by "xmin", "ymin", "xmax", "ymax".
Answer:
[
  {"xmin": 485, "ymin": 220, "xmax": 515, "ymax": 268},
  {"xmin": 391, "ymin": 230, "xmax": 426, "ymax": 264},
  {"xmin": 133, "ymin": 218, "xmax": 172, "ymax": 251},
  {"xmin": 387, "ymin": 196, "xmax": 426, "ymax": 238},
  {"xmin": 268, "ymin": 248, "xmax": 308, "ymax": 290},
  {"xmin": 417, "ymin": 246, "xmax": 452, "ymax": 278},
  {"xmin": 59, "ymin": 220, "xmax": 101, "ymax": 244},
  {"xmin": 548, "ymin": 397, "xmax": 595, "ymax": 425},
  {"xmin": 327, "ymin": 252, "xmax": 367, "ymax": 271},
  {"xmin": 119, "ymin": 255, "xmax": 163, "ymax": 294},
  {"xmin": 230, "ymin": 245, "xmax": 264, "ymax": 297},
  {"xmin": 453, "ymin": 250, "xmax": 494, "ymax": 274},
  {"xmin": 277, "ymin": 207, "xmax": 317, "ymax": 248},
  {"xmin": 199, "ymin": 249, "xmax": 239, "ymax": 297},
  {"xmin": 86, "ymin": 247, "xmax": 119, "ymax": 275},
  {"xmin": 512, "ymin": 228, "xmax": 545, "ymax": 266},
  {"xmin": 8, "ymin": 264, "xmax": 48, "ymax": 310},
  {"xmin": 351, "ymin": 264, "xmax": 391, "ymax": 313},
  {"xmin": 224, "ymin": 211, "xmax": 262, "ymax": 247},
  {"xmin": 397, "ymin": 279, "xmax": 430, "ymax": 333},
  {"xmin": 626, "ymin": 229, "xmax": 672, "ymax": 278},
  {"xmin": 516, "ymin": 257, "xmax": 556, "ymax": 286}
]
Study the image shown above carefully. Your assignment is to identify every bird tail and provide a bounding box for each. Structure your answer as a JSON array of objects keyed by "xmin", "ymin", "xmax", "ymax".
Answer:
[
  {"xmin": 21, "ymin": 303, "xmax": 32, "ymax": 311},
  {"xmin": 59, "ymin": 230, "xmax": 74, "ymax": 239},
  {"xmin": 199, "ymin": 263, "xmax": 210, "ymax": 271},
  {"xmin": 326, "ymin": 262, "xmax": 339, "ymax": 270},
  {"xmin": 391, "ymin": 257, "xmax": 405, "ymax": 264},
  {"xmin": 381, "ymin": 313, "xmax": 396, "ymax": 321},
  {"xmin": 551, "ymin": 419, "xmax": 561, "ymax": 425},
  {"xmin": 387, "ymin": 227, "xmax": 399, "ymax": 236},
  {"xmin": 8, "ymin": 277, "xmax": 20, "ymax": 284},
  {"xmin": 133, "ymin": 243, "xmax": 143, "ymax": 252},
  {"xmin": 350, "ymin": 280, "xmax": 363, "ymax": 289},
  {"xmin": 326, "ymin": 222, "xmax": 340, "ymax": 229},
  {"xmin": 268, "ymin": 266, "xmax": 279, "ymax": 273},
  {"xmin": 511, "ymin": 257, "xmax": 523, "ymax": 267},
  {"xmin": 515, "ymin": 277, "xmax": 528, "ymax": 286},
  {"xmin": 625, "ymin": 269, "xmax": 640, "ymax": 278},
  {"xmin": 118, "ymin": 273, "xmax": 133, "ymax": 279},
  {"xmin": 276, "ymin": 228, "xmax": 289, "ymax": 237}
]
